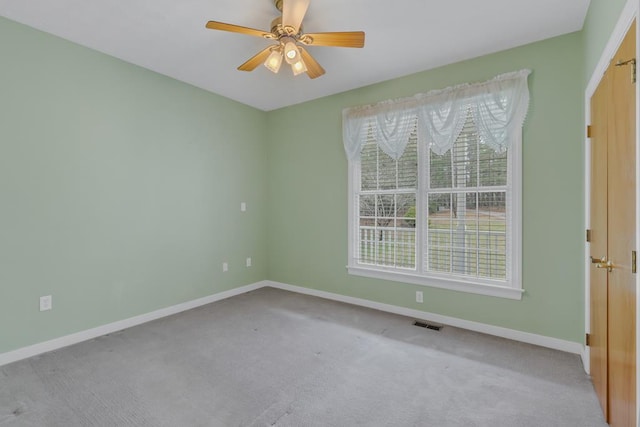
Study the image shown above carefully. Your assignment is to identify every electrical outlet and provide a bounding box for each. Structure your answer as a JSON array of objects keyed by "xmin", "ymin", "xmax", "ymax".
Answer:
[
  {"xmin": 240, "ymin": 202, "xmax": 247, "ymax": 212},
  {"xmin": 40, "ymin": 295, "xmax": 52, "ymax": 311},
  {"xmin": 416, "ymin": 291, "xmax": 423, "ymax": 303},
  {"xmin": 246, "ymin": 257, "xmax": 252, "ymax": 267},
  {"xmin": 222, "ymin": 262, "xmax": 228, "ymax": 272}
]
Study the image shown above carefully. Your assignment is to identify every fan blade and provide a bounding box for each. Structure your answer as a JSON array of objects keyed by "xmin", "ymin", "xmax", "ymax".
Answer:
[
  {"xmin": 206, "ymin": 21, "xmax": 271, "ymax": 38},
  {"xmin": 282, "ymin": 0, "xmax": 310, "ymax": 34},
  {"xmin": 303, "ymin": 31, "xmax": 365, "ymax": 48},
  {"xmin": 237, "ymin": 46, "xmax": 276, "ymax": 72},
  {"xmin": 299, "ymin": 47, "xmax": 325, "ymax": 79}
]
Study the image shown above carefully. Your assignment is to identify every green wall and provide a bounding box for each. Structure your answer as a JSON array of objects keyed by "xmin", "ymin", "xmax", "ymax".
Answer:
[
  {"xmin": 267, "ymin": 33, "xmax": 586, "ymax": 342},
  {"xmin": 1, "ymin": 0, "xmax": 629, "ymax": 355},
  {"xmin": 0, "ymin": 17, "xmax": 268, "ymax": 354},
  {"xmin": 266, "ymin": 1, "xmax": 632, "ymax": 345},
  {"xmin": 583, "ymin": 0, "xmax": 629, "ymax": 82}
]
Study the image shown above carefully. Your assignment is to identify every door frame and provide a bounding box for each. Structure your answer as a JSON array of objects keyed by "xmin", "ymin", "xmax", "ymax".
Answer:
[{"xmin": 583, "ymin": 1, "xmax": 639, "ymax": 425}]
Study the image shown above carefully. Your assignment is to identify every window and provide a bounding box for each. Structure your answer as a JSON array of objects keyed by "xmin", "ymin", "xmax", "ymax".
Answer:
[
  {"xmin": 344, "ymin": 71, "xmax": 529, "ymax": 300},
  {"xmin": 358, "ymin": 126, "xmax": 418, "ymax": 269},
  {"xmin": 425, "ymin": 110, "xmax": 508, "ymax": 281}
]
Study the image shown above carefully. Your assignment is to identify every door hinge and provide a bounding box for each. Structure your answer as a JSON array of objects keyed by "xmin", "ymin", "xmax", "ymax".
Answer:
[
  {"xmin": 632, "ymin": 250, "xmax": 637, "ymax": 274},
  {"xmin": 586, "ymin": 125, "xmax": 592, "ymax": 138},
  {"xmin": 586, "ymin": 229, "xmax": 591, "ymax": 242},
  {"xmin": 586, "ymin": 333, "xmax": 591, "ymax": 346},
  {"xmin": 615, "ymin": 58, "xmax": 637, "ymax": 84}
]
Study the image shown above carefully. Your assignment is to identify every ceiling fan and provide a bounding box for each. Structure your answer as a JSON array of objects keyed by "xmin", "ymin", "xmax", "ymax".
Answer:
[{"xmin": 205, "ymin": 0, "xmax": 365, "ymax": 79}]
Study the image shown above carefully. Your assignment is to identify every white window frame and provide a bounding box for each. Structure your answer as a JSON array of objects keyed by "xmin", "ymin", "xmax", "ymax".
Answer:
[{"xmin": 347, "ymin": 120, "xmax": 523, "ymax": 301}]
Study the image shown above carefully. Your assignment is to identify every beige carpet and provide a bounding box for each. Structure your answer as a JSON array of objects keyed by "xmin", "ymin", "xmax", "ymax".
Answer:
[{"xmin": 0, "ymin": 287, "xmax": 606, "ymax": 426}]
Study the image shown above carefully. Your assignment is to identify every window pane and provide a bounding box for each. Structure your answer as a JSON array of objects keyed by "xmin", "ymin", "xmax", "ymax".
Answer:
[
  {"xmin": 452, "ymin": 249, "xmax": 477, "ymax": 276},
  {"xmin": 452, "ymin": 117, "xmax": 478, "ymax": 189},
  {"xmin": 429, "ymin": 149, "xmax": 452, "ymax": 189},
  {"xmin": 398, "ymin": 137, "xmax": 418, "ymax": 189},
  {"xmin": 478, "ymin": 252, "xmax": 506, "ymax": 279},
  {"xmin": 427, "ymin": 192, "xmax": 450, "ymax": 216},
  {"xmin": 359, "ymin": 222, "xmax": 376, "ymax": 265},
  {"xmin": 426, "ymin": 193, "xmax": 451, "ymax": 273},
  {"xmin": 377, "ymin": 228, "xmax": 396, "ymax": 266},
  {"xmin": 396, "ymin": 235, "xmax": 416, "ymax": 268},
  {"xmin": 396, "ymin": 193, "xmax": 416, "ymax": 268},
  {"xmin": 429, "ymin": 247, "xmax": 451, "ymax": 273},
  {"xmin": 359, "ymin": 195, "xmax": 376, "ymax": 219},
  {"xmin": 477, "ymin": 192, "xmax": 506, "ymax": 280},
  {"xmin": 449, "ymin": 192, "xmax": 478, "ymax": 276},
  {"xmin": 378, "ymin": 150, "xmax": 396, "ymax": 190},
  {"xmin": 362, "ymin": 135, "xmax": 418, "ymax": 192},
  {"xmin": 357, "ymin": 190, "xmax": 417, "ymax": 270},
  {"xmin": 361, "ymin": 142, "xmax": 378, "ymax": 191},
  {"xmin": 478, "ymin": 192, "xmax": 506, "ymax": 232},
  {"xmin": 376, "ymin": 194, "xmax": 395, "ymax": 221},
  {"xmin": 479, "ymin": 144, "xmax": 508, "ymax": 187},
  {"xmin": 397, "ymin": 193, "xmax": 416, "ymax": 228},
  {"xmin": 425, "ymin": 190, "xmax": 507, "ymax": 280}
]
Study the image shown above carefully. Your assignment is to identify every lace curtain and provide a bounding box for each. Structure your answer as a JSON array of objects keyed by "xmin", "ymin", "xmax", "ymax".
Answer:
[{"xmin": 342, "ymin": 69, "xmax": 531, "ymax": 160}]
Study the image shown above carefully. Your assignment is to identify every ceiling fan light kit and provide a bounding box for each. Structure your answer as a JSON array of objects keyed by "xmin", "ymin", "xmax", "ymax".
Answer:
[
  {"xmin": 205, "ymin": 0, "xmax": 365, "ymax": 79},
  {"xmin": 282, "ymin": 37, "xmax": 300, "ymax": 64},
  {"xmin": 291, "ymin": 58, "xmax": 308, "ymax": 76},
  {"xmin": 264, "ymin": 47, "xmax": 284, "ymax": 73}
]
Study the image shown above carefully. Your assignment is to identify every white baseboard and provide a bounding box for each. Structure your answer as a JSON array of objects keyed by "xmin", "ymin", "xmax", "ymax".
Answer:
[
  {"xmin": 0, "ymin": 281, "xmax": 267, "ymax": 367},
  {"xmin": 581, "ymin": 346, "xmax": 590, "ymax": 375},
  {"xmin": 1, "ymin": 278, "xmax": 586, "ymax": 367},
  {"xmin": 265, "ymin": 280, "xmax": 585, "ymax": 355}
]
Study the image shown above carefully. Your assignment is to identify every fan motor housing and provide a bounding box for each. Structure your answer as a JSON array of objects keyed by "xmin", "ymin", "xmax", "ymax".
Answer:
[{"xmin": 270, "ymin": 16, "xmax": 303, "ymax": 37}]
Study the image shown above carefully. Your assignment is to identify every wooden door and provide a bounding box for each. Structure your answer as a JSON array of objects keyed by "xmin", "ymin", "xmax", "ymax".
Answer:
[
  {"xmin": 589, "ymin": 21, "xmax": 636, "ymax": 427},
  {"xmin": 607, "ymin": 22, "xmax": 636, "ymax": 427}
]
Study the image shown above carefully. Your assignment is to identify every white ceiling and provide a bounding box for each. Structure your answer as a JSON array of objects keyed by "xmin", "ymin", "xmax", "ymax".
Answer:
[{"xmin": 0, "ymin": 0, "xmax": 590, "ymax": 111}]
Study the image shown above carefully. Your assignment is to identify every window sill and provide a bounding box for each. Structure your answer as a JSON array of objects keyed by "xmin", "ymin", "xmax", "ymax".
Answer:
[{"xmin": 347, "ymin": 265, "xmax": 524, "ymax": 300}]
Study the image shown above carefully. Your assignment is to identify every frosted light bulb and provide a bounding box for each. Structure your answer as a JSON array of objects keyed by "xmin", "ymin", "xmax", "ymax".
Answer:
[
  {"xmin": 291, "ymin": 59, "xmax": 307, "ymax": 76},
  {"xmin": 264, "ymin": 48, "xmax": 283, "ymax": 73},
  {"xmin": 283, "ymin": 38, "xmax": 300, "ymax": 64}
]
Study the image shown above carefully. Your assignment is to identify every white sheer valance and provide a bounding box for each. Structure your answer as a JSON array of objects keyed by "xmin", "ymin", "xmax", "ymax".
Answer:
[{"xmin": 342, "ymin": 69, "xmax": 531, "ymax": 160}]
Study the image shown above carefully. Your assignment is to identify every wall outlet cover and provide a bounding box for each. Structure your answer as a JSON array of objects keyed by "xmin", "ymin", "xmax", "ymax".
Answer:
[{"xmin": 40, "ymin": 295, "xmax": 52, "ymax": 311}]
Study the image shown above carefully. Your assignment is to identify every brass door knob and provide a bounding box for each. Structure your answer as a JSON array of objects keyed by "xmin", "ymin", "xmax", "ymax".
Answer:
[{"xmin": 591, "ymin": 256, "xmax": 614, "ymax": 272}]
